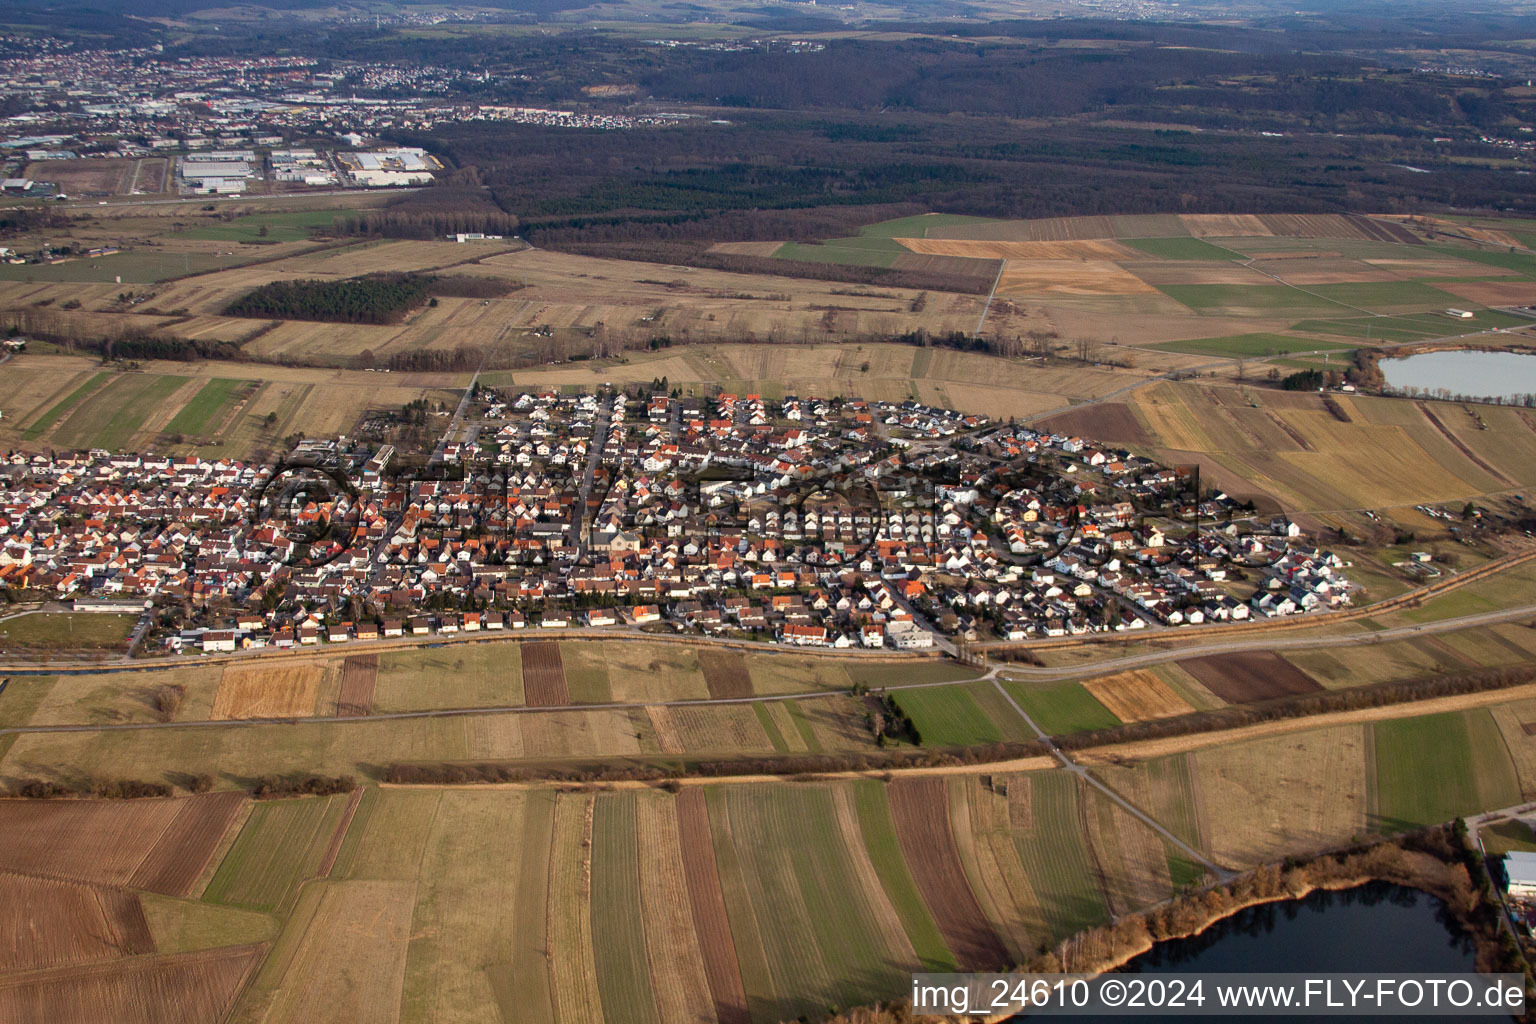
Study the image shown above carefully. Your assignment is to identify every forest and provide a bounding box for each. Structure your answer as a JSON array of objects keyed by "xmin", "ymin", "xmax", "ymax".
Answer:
[{"xmin": 225, "ymin": 273, "xmax": 433, "ymax": 324}]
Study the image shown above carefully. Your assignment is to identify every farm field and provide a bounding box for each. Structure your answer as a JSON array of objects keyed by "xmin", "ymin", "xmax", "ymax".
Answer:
[
  {"xmin": 1000, "ymin": 680, "xmax": 1121, "ymax": 735},
  {"xmin": 1117, "ymin": 379, "xmax": 1536, "ymax": 513},
  {"xmin": 0, "ymin": 354, "xmax": 461, "ymax": 458},
  {"xmin": 9, "ymin": 688, "xmax": 1536, "ymax": 1021}
]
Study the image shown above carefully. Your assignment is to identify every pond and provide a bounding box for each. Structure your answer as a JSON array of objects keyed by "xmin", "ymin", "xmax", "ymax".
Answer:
[
  {"xmin": 1063, "ymin": 883, "xmax": 1480, "ymax": 1023},
  {"xmin": 1380, "ymin": 349, "xmax": 1536, "ymax": 403}
]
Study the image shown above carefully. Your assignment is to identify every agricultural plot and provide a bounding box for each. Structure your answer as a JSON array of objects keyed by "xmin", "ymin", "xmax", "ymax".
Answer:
[
  {"xmin": 1177, "ymin": 652, "xmax": 1322, "ymax": 704},
  {"xmin": 698, "ymin": 649, "xmax": 756, "ymax": 699},
  {"xmin": 1005, "ymin": 773, "xmax": 1110, "ymax": 942},
  {"xmin": 0, "ymin": 945, "xmax": 263, "ymax": 1024},
  {"xmin": 336, "ymin": 655, "xmax": 378, "ymax": 717},
  {"xmin": 887, "ymin": 778, "xmax": 1009, "ymax": 970},
  {"xmin": 892, "ymin": 681, "xmax": 1030, "ymax": 746},
  {"xmin": 1191, "ymin": 725, "xmax": 1368, "ymax": 867},
  {"xmin": 163, "ymin": 378, "xmax": 252, "ymax": 437},
  {"xmin": 1081, "ymin": 670, "xmax": 1194, "ymax": 722},
  {"xmin": 204, "ymin": 795, "xmax": 350, "ymax": 913},
  {"xmin": 521, "ymin": 641, "xmax": 571, "ymax": 707},
  {"xmin": 0, "ymin": 796, "xmax": 243, "ymax": 893},
  {"xmin": 1001, "ymin": 681, "xmax": 1120, "ymax": 736},
  {"xmin": 676, "ymin": 789, "xmax": 754, "ymax": 1024},
  {"xmin": 1123, "ymin": 237, "xmax": 1239, "ymax": 260},
  {"xmin": 742, "ymin": 652, "xmax": 853, "ymax": 694},
  {"xmin": 708, "ymin": 785, "xmax": 920, "ymax": 1019},
  {"xmin": 1373, "ymin": 711, "xmax": 1522, "ymax": 831},
  {"xmin": 43, "ymin": 373, "xmax": 187, "ymax": 451},
  {"xmin": 211, "ymin": 662, "xmax": 327, "ymax": 720},
  {"xmin": 561, "ymin": 641, "xmax": 710, "ymax": 703},
  {"xmin": 0, "ymin": 874, "xmax": 155, "ymax": 972},
  {"xmin": 372, "ymin": 644, "xmax": 524, "ymax": 712}
]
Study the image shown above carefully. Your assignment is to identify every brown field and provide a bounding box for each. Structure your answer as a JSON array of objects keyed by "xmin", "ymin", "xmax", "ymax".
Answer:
[
  {"xmin": 671, "ymin": 704, "xmax": 773, "ymax": 754},
  {"xmin": 895, "ymin": 238, "xmax": 1138, "ymax": 260},
  {"xmin": 1365, "ymin": 256, "xmax": 1518, "ymax": 278},
  {"xmin": 126, "ymin": 793, "xmax": 248, "ymax": 897},
  {"xmin": 521, "ymin": 641, "xmax": 571, "ymax": 707},
  {"xmin": 698, "ymin": 649, "xmax": 754, "ymax": 700},
  {"xmin": 890, "ymin": 253, "xmax": 1001, "ymax": 280},
  {"xmin": 888, "ymin": 778, "xmax": 1009, "ymax": 970},
  {"xmin": 1180, "ymin": 214, "xmax": 1274, "ymax": 237},
  {"xmin": 1439, "ymin": 280, "xmax": 1536, "ymax": 305},
  {"xmin": 995, "ymin": 259, "xmax": 1158, "ymax": 297},
  {"xmin": 0, "ymin": 798, "xmax": 188, "ymax": 889},
  {"xmin": 1082, "ymin": 670, "xmax": 1195, "ymax": 722},
  {"xmin": 1178, "ymin": 652, "xmax": 1323, "ymax": 704},
  {"xmin": 1125, "ymin": 262, "xmax": 1272, "ymax": 287},
  {"xmin": 1034, "ymin": 402, "xmax": 1152, "ymax": 446},
  {"xmin": 1192, "ymin": 725, "xmax": 1368, "ymax": 866},
  {"xmin": 210, "ymin": 663, "xmax": 325, "ymax": 720},
  {"xmin": 0, "ymin": 873, "xmax": 155, "ymax": 972},
  {"xmin": 257, "ymin": 880, "xmax": 413, "ymax": 1024},
  {"xmin": 519, "ymin": 708, "xmax": 641, "ymax": 759},
  {"xmin": 675, "ymin": 790, "xmax": 752, "ymax": 1024},
  {"xmin": 25, "ymin": 158, "xmax": 138, "ymax": 196},
  {"xmin": 635, "ymin": 793, "xmax": 720, "ymax": 1024},
  {"xmin": 337, "ymin": 655, "xmax": 378, "ymax": 717},
  {"xmin": 645, "ymin": 705, "xmax": 686, "ymax": 754},
  {"xmin": 0, "ymin": 944, "xmax": 262, "ymax": 1024}
]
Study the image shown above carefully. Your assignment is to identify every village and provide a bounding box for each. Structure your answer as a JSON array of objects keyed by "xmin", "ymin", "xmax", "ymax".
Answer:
[{"xmin": 0, "ymin": 383, "xmax": 1358, "ymax": 658}]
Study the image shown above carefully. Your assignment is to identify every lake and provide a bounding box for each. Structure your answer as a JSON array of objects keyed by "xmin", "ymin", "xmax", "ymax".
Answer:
[
  {"xmin": 1074, "ymin": 883, "xmax": 1481, "ymax": 1023},
  {"xmin": 1380, "ymin": 349, "xmax": 1536, "ymax": 402}
]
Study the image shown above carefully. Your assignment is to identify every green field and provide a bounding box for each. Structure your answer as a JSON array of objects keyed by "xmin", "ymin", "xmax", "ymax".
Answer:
[
  {"xmin": 590, "ymin": 793, "xmax": 661, "ymax": 1024},
  {"xmin": 165, "ymin": 378, "xmax": 248, "ymax": 437},
  {"xmin": 1125, "ymin": 237, "xmax": 1239, "ymax": 261},
  {"xmin": 0, "ymin": 613, "xmax": 134, "ymax": 650},
  {"xmin": 175, "ymin": 210, "xmax": 340, "ymax": 244},
  {"xmin": 1303, "ymin": 280, "xmax": 1462, "ymax": 311},
  {"xmin": 1157, "ymin": 283, "xmax": 1352, "ymax": 314},
  {"xmin": 893, "ymin": 684, "xmax": 1006, "ymax": 747},
  {"xmin": 205, "ymin": 796, "xmax": 348, "ymax": 912},
  {"xmin": 49, "ymin": 373, "xmax": 187, "ymax": 450},
  {"xmin": 714, "ymin": 786, "xmax": 914, "ymax": 1019},
  {"xmin": 1150, "ymin": 333, "xmax": 1356, "ymax": 358},
  {"xmin": 846, "ymin": 661, "xmax": 981, "ymax": 688},
  {"xmin": 1001, "ymin": 681, "xmax": 1121, "ymax": 736},
  {"xmin": 22, "ymin": 371, "xmax": 109, "ymax": 439},
  {"xmin": 1372, "ymin": 710, "xmax": 1521, "ymax": 831}
]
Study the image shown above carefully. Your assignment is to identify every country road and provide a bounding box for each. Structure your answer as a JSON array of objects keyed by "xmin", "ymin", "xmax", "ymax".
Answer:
[{"xmin": 3, "ymin": 600, "xmax": 1533, "ymax": 739}]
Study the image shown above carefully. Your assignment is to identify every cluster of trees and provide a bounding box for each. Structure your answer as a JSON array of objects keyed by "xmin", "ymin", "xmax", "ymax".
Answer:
[
  {"xmin": 225, "ymin": 273, "xmax": 433, "ymax": 324},
  {"xmin": 249, "ymin": 773, "xmax": 357, "ymax": 799},
  {"xmin": 11, "ymin": 777, "xmax": 173, "ymax": 799},
  {"xmin": 330, "ymin": 184, "xmax": 520, "ymax": 240}
]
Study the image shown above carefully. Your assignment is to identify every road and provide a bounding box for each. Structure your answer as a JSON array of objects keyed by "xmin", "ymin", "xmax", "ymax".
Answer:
[{"xmin": 571, "ymin": 394, "xmax": 614, "ymax": 557}]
